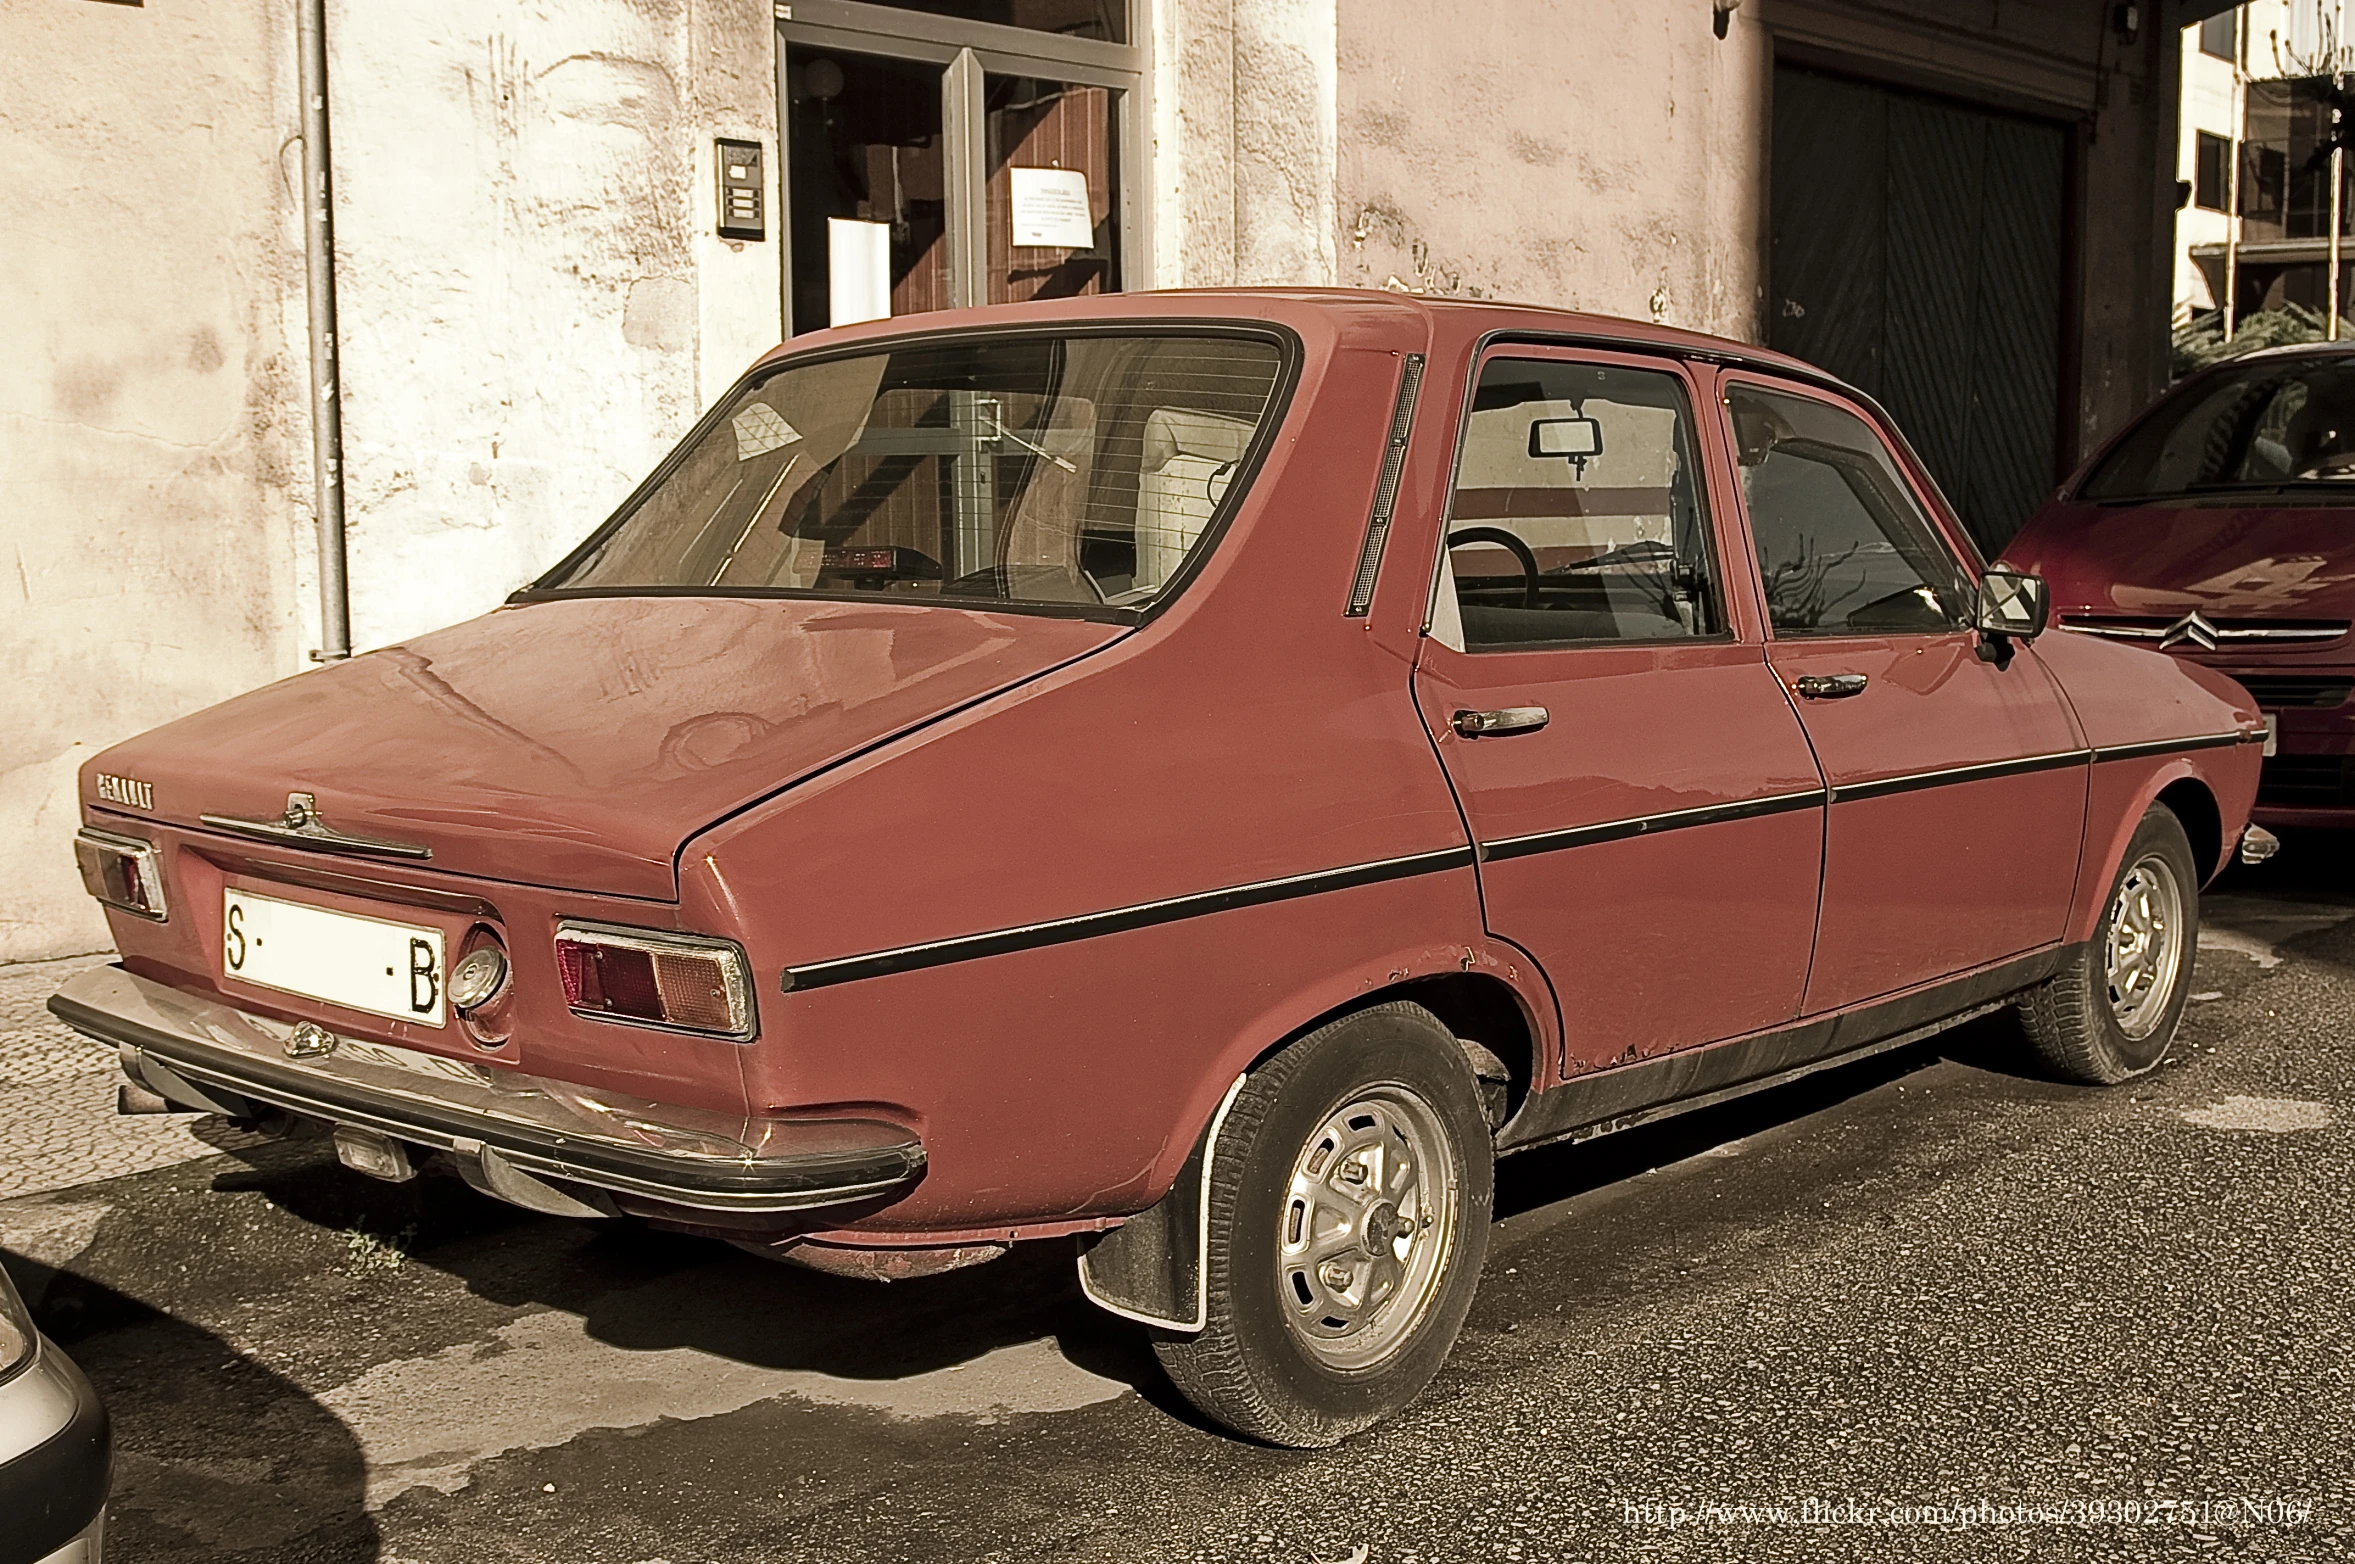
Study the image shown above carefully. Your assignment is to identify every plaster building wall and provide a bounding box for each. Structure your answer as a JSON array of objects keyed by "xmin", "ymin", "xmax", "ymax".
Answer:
[
  {"xmin": 327, "ymin": 0, "xmax": 782, "ymax": 654},
  {"xmin": 0, "ymin": 1, "xmax": 307, "ymax": 963},
  {"xmin": 0, "ymin": 0, "xmax": 782, "ymax": 964},
  {"xmin": 1150, "ymin": 0, "xmax": 1340, "ymax": 289},
  {"xmin": 1152, "ymin": 0, "xmax": 1764, "ymax": 329},
  {"xmin": 1334, "ymin": 0, "xmax": 1768, "ymax": 340},
  {"xmin": 0, "ymin": 0, "xmax": 2202, "ymax": 964}
]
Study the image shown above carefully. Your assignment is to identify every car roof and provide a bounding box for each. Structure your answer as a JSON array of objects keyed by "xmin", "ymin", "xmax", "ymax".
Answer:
[
  {"xmin": 759, "ymin": 286, "xmax": 1845, "ymax": 391},
  {"xmin": 2231, "ymin": 339, "xmax": 2355, "ymax": 361}
]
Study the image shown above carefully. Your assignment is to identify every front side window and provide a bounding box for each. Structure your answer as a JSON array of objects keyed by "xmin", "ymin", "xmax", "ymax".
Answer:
[
  {"xmin": 2078, "ymin": 354, "xmax": 2355, "ymax": 502},
  {"xmin": 1440, "ymin": 358, "xmax": 1723, "ymax": 650},
  {"xmin": 1728, "ymin": 384, "xmax": 1967, "ymax": 637},
  {"xmin": 534, "ymin": 332, "xmax": 1287, "ymax": 614}
]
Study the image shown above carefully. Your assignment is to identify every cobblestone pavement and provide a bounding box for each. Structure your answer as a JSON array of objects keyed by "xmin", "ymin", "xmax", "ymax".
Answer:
[{"xmin": 0, "ymin": 952, "xmax": 264, "ymax": 1200}]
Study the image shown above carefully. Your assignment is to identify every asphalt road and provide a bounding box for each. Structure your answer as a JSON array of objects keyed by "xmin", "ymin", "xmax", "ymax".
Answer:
[{"xmin": 4, "ymin": 841, "xmax": 2352, "ymax": 1564}]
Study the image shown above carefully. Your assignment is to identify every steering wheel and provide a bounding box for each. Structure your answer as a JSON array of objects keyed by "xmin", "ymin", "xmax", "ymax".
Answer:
[{"xmin": 1448, "ymin": 527, "xmax": 1542, "ymax": 609}]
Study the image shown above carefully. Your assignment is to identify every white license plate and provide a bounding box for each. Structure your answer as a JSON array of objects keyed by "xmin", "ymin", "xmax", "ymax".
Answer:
[
  {"xmin": 222, "ymin": 889, "xmax": 446, "ymax": 1028},
  {"xmin": 2264, "ymin": 713, "xmax": 2279, "ymax": 757}
]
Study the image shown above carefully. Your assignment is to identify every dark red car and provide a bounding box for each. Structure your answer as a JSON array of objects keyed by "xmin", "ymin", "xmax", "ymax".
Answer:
[
  {"xmin": 2007, "ymin": 343, "xmax": 2355, "ymax": 829},
  {"xmin": 51, "ymin": 293, "xmax": 2262, "ymax": 1446}
]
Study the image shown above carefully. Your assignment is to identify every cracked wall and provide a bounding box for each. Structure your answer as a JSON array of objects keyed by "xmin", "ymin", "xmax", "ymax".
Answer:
[
  {"xmin": 328, "ymin": 0, "xmax": 780, "ymax": 654},
  {"xmin": 1336, "ymin": 1, "xmax": 1766, "ymax": 336},
  {"xmin": 1152, "ymin": 0, "xmax": 1762, "ymax": 330},
  {"xmin": 1153, "ymin": 0, "xmax": 1339, "ymax": 287},
  {"xmin": 1, "ymin": 0, "xmax": 781, "ymax": 962},
  {"xmin": 0, "ymin": 1, "xmax": 307, "ymax": 962}
]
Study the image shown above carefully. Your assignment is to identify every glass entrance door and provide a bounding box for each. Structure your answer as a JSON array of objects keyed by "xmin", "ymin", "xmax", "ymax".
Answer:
[
  {"xmin": 785, "ymin": 49, "xmax": 950, "ymax": 336},
  {"xmin": 779, "ymin": 2, "xmax": 1140, "ymax": 333},
  {"xmin": 983, "ymin": 74, "xmax": 1117, "ymax": 304}
]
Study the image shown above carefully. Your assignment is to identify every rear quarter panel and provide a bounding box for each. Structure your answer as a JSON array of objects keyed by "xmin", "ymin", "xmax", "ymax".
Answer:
[{"xmin": 687, "ymin": 304, "xmax": 1532, "ymax": 1234}]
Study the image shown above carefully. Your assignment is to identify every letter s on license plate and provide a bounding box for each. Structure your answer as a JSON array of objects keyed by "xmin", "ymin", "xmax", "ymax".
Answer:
[{"xmin": 221, "ymin": 889, "xmax": 446, "ymax": 1027}]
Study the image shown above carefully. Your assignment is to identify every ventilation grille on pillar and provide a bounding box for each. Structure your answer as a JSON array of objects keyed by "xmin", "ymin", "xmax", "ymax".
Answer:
[{"xmin": 1344, "ymin": 353, "xmax": 1427, "ymax": 617}]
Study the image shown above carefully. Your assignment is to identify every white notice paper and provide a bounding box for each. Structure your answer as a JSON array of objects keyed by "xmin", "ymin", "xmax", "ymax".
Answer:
[
  {"xmin": 1008, "ymin": 167, "xmax": 1095, "ymax": 249},
  {"xmin": 828, "ymin": 217, "xmax": 892, "ymax": 325}
]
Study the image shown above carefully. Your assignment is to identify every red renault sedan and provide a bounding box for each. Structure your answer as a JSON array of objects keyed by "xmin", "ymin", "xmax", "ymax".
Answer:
[
  {"xmin": 52, "ymin": 292, "xmax": 2261, "ymax": 1446},
  {"xmin": 2007, "ymin": 343, "xmax": 2355, "ymax": 829}
]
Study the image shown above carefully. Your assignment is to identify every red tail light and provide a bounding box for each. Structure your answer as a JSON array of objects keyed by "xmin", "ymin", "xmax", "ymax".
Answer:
[{"xmin": 553, "ymin": 922, "xmax": 755, "ymax": 1040}]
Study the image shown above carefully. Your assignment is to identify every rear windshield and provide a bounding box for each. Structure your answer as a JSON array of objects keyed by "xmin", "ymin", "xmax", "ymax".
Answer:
[
  {"xmin": 2080, "ymin": 355, "xmax": 2355, "ymax": 503},
  {"xmin": 533, "ymin": 331, "xmax": 1290, "ymax": 613}
]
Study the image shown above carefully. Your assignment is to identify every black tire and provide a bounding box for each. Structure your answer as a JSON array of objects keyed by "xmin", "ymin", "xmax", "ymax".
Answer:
[
  {"xmin": 2018, "ymin": 805, "xmax": 2201, "ymax": 1085},
  {"xmin": 1152, "ymin": 1001, "xmax": 1493, "ymax": 1447}
]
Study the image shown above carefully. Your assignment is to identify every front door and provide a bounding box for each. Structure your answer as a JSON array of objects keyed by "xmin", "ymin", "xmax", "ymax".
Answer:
[
  {"xmin": 1413, "ymin": 349, "xmax": 1825, "ymax": 1074},
  {"xmin": 1721, "ymin": 375, "xmax": 2087, "ymax": 1014}
]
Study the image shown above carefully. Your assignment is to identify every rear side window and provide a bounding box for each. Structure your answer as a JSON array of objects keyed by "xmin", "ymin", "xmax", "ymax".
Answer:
[
  {"xmin": 535, "ymin": 332, "xmax": 1289, "ymax": 613},
  {"xmin": 1440, "ymin": 358, "xmax": 1723, "ymax": 650},
  {"xmin": 1728, "ymin": 385, "xmax": 1968, "ymax": 636}
]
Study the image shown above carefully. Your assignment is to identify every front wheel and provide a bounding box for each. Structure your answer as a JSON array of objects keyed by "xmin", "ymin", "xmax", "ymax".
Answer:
[
  {"xmin": 1153, "ymin": 1002, "xmax": 1493, "ymax": 1447},
  {"xmin": 2018, "ymin": 805, "xmax": 2200, "ymax": 1085}
]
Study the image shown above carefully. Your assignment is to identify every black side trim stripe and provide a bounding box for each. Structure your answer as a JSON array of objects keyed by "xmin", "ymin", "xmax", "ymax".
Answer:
[
  {"xmin": 1481, "ymin": 788, "xmax": 1827, "ymax": 863},
  {"xmin": 2091, "ymin": 731, "xmax": 2257, "ymax": 762},
  {"xmin": 782, "ymin": 846, "xmax": 1477, "ymax": 993},
  {"xmin": 780, "ymin": 731, "xmax": 2251, "ymax": 995},
  {"xmin": 1829, "ymin": 748, "xmax": 2089, "ymax": 804}
]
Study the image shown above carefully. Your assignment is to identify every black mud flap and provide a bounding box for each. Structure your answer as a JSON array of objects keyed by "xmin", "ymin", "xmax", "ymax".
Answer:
[{"xmin": 1074, "ymin": 1073, "xmax": 1245, "ymax": 1332}]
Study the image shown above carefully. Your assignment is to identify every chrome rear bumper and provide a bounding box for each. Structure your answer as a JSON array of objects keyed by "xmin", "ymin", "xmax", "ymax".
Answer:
[{"xmin": 47, "ymin": 965, "xmax": 923, "ymax": 1216}]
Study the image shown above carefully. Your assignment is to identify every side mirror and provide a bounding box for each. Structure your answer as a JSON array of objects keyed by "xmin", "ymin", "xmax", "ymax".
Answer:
[{"xmin": 1973, "ymin": 569, "xmax": 2049, "ymax": 642}]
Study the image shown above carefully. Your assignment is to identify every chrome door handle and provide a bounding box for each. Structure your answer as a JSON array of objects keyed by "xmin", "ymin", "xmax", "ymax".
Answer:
[
  {"xmin": 1792, "ymin": 674, "xmax": 1868, "ymax": 700},
  {"xmin": 1453, "ymin": 706, "xmax": 1550, "ymax": 737}
]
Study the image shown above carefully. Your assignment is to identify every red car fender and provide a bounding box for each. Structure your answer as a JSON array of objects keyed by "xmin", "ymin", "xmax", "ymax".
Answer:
[
  {"xmin": 2066, "ymin": 754, "xmax": 2236, "ymax": 946},
  {"xmin": 1141, "ymin": 934, "xmax": 1562, "ymax": 1196}
]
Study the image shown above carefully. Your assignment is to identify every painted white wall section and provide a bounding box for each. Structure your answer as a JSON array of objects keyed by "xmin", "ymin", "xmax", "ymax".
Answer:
[
  {"xmin": 327, "ymin": 0, "xmax": 781, "ymax": 654},
  {"xmin": 1151, "ymin": 0, "xmax": 1339, "ymax": 288},
  {"xmin": 0, "ymin": 2, "xmax": 307, "ymax": 963}
]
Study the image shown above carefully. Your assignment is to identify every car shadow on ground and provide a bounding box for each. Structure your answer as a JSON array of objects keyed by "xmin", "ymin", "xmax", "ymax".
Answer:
[
  {"xmin": 194, "ymin": 1131, "xmax": 1206, "ymax": 1418},
  {"xmin": 168, "ymin": 1021, "xmax": 2028, "ymax": 1406},
  {"xmin": 7, "ymin": 1250, "xmax": 380, "ymax": 1563},
  {"xmin": 72, "ymin": 998, "xmax": 2113, "ymax": 1486}
]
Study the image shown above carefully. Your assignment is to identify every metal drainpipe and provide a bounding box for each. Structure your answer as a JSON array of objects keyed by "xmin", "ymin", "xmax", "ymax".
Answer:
[{"xmin": 297, "ymin": 0, "xmax": 351, "ymax": 661}]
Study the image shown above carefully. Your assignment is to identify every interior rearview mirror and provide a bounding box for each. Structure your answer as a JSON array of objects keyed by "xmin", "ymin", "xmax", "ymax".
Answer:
[
  {"xmin": 1528, "ymin": 416, "xmax": 1603, "ymax": 462},
  {"xmin": 1973, "ymin": 568, "xmax": 2049, "ymax": 642}
]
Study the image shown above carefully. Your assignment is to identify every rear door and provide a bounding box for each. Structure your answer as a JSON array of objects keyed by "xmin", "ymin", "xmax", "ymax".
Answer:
[
  {"xmin": 1412, "ymin": 347, "xmax": 1825, "ymax": 1074},
  {"xmin": 1719, "ymin": 373, "xmax": 2087, "ymax": 1013}
]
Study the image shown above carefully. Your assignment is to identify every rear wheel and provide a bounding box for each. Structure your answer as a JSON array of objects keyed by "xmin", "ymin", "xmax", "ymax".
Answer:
[
  {"xmin": 1153, "ymin": 1002, "xmax": 1493, "ymax": 1447},
  {"xmin": 2018, "ymin": 805, "xmax": 2199, "ymax": 1084}
]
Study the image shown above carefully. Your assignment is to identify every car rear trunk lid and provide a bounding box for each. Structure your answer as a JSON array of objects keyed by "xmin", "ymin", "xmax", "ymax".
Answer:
[{"xmin": 85, "ymin": 596, "xmax": 1121, "ymax": 900}]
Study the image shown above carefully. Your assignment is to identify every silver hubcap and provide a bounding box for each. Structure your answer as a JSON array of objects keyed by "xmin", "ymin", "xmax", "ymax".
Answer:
[
  {"xmin": 2105, "ymin": 852, "xmax": 2185, "ymax": 1040},
  {"xmin": 1276, "ymin": 1087, "xmax": 1459, "ymax": 1371}
]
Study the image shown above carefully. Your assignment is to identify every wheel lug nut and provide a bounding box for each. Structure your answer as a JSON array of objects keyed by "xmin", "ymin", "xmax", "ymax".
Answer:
[{"xmin": 1319, "ymin": 1260, "xmax": 1351, "ymax": 1289}]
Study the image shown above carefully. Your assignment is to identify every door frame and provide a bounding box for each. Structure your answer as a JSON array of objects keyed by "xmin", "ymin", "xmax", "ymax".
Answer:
[
  {"xmin": 1414, "ymin": 339, "xmax": 1778, "ymax": 653},
  {"xmin": 775, "ymin": 0, "xmax": 1148, "ymax": 327}
]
